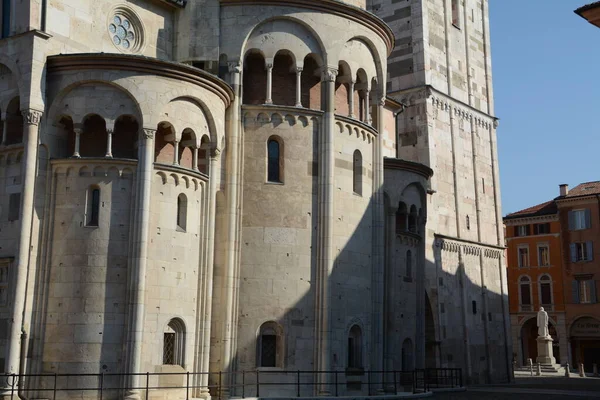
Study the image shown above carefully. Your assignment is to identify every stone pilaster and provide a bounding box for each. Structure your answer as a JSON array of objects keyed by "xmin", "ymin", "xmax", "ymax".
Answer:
[
  {"xmin": 5, "ymin": 109, "xmax": 43, "ymax": 377},
  {"xmin": 315, "ymin": 66, "xmax": 337, "ymax": 395},
  {"xmin": 125, "ymin": 127, "xmax": 155, "ymax": 400}
]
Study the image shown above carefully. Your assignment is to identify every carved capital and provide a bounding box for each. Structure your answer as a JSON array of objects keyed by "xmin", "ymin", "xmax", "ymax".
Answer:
[
  {"xmin": 321, "ymin": 67, "xmax": 338, "ymax": 82},
  {"xmin": 210, "ymin": 147, "xmax": 221, "ymax": 160},
  {"xmin": 106, "ymin": 129, "xmax": 114, "ymax": 135},
  {"xmin": 23, "ymin": 109, "xmax": 43, "ymax": 126},
  {"xmin": 142, "ymin": 128, "xmax": 156, "ymax": 140},
  {"xmin": 228, "ymin": 61, "xmax": 242, "ymax": 74},
  {"xmin": 295, "ymin": 67, "xmax": 303, "ymax": 74},
  {"xmin": 265, "ymin": 62, "xmax": 273, "ymax": 70},
  {"xmin": 493, "ymin": 119, "xmax": 499, "ymax": 129}
]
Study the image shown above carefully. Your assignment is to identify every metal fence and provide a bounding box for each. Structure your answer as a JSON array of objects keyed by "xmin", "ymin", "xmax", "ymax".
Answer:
[{"xmin": 1, "ymin": 368, "xmax": 462, "ymax": 399}]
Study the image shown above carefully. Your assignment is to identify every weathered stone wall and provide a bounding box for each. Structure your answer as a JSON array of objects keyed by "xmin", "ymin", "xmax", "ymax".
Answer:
[{"xmin": 42, "ymin": 162, "xmax": 135, "ymax": 374}]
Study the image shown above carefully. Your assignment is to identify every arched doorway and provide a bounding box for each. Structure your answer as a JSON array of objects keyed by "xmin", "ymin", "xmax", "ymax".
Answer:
[
  {"xmin": 569, "ymin": 317, "xmax": 600, "ymax": 372},
  {"xmin": 520, "ymin": 317, "xmax": 560, "ymax": 365}
]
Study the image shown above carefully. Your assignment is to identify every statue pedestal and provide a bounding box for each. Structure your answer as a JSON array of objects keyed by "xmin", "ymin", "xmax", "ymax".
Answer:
[{"xmin": 536, "ymin": 336, "xmax": 556, "ymax": 365}]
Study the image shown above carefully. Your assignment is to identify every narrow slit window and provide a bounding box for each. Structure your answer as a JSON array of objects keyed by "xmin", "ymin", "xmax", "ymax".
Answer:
[
  {"xmin": 353, "ymin": 150, "xmax": 362, "ymax": 195},
  {"xmin": 87, "ymin": 188, "xmax": 100, "ymax": 227},
  {"xmin": 452, "ymin": 0, "xmax": 460, "ymax": 28},
  {"xmin": 1, "ymin": 0, "xmax": 10, "ymax": 38},
  {"xmin": 177, "ymin": 193, "xmax": 187, "ymax": 232},
  {"xmin": 8, "ymin": 193, "xmax": 20, "ymax": 222},
  {"xmin": 267, "ymin": 138, "xmax": 282, "ymax": 183}
]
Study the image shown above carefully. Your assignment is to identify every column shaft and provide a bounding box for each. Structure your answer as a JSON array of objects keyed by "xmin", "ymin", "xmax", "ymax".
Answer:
[
  {"xmin": 5, "ymin": 110, "xmax": 42, "ymax": 375},
  {"xmin": 125, "ymin": 129, "xmax": 155, "ymax": 400},
  {"xmin": 349, "ymin": 81, "xmax": 355, "ymax": 118},
  {"xmin": 265, "ymin": 63, "xmax": 273, "ymax": 105},
  {"xmin": 192, "ymin": 148, "xmax": 199, "ymax": 171},
  {"xmin": 1, "ymin": 118, "xmax": 7, "ymax": 145},
  {"xmin": 73, "ymin": 130, "xmax": 82, "ymax": 158},
  {"xmin": 173, "ymin": 141, "xmax": 180, "ymax": 165},
  {"xmin": 364, "ymin": 89, "xmax": 371, "ymax": 125},
  {"xmin": 106, "ymin": 130, "xmax": 113, "ymax": 158},
  {"xmin": 295, "ymin": 68, "xmax": 303, "ymax": 107},
  {"xmin": 316, "ymin": 67, "xmax": 337, "ymax": 395}
]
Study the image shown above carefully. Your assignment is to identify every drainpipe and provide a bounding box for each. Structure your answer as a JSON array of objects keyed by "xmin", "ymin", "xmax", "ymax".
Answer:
[{"xmin": 18, "ymin": 332, "xmax": 27, "ymax": 400}]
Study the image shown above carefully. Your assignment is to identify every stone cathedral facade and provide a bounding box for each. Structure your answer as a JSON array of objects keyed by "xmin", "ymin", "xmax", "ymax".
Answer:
[{"xmin": 0, "ymin": 0, "xmax": 509, "ymax": 398}]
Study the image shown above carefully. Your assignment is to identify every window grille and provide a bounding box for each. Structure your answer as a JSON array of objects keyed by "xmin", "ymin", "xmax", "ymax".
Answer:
[
  {"xmin": 163, "ymin": 333, "xmax": 176, "ymax": 365},
  {"xmin": 261, "ymin": 335, "xmax": 277, "ymax": 367}
]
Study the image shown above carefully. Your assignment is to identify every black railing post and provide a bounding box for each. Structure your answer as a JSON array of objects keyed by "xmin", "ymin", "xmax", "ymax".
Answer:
[
  {"xmin": 412, "ymin": 371, "xmax": 415, "ymax": 394},
  {"xmin": 218, "ymin": 371, "xmax": 222, "ymax": 400},
  {"xmin": 367, "ymin": 370, "xmax": 371, "ymax": 395},
  {"xmin": 393, "ymin": 370, "xmax": 397, "ymax": 394},
  {"xmin": 53, "ymin": 373, "xmax": 57, "ymax": 400},
  {"xmin": 186, "ymin": 371, "xmax": 190, "ymax": 400},
  {"xmin": 10, "ymin": 374, "xmax": 15, "ymax": 400},
  {"xmin": 100, "ymin": 372, "xmax": 104, "ymax": 400},
  {"xmin": 256, "ymin": 370, "xmax": 259, "ymax": 398},
  {"xmin": 334, "ymin": 371, "xmax": 338, "ymax": 397},
  {"xmin": 297, "ymin": 370, "xmax": 300, "ymax": 397},
  {"xmin": 145, "ymin": 372, "xmax": 150, "ymax": 400},
  {"xmin": 242, "ymin": 370, "xmax": 245, "ymax": 398}
]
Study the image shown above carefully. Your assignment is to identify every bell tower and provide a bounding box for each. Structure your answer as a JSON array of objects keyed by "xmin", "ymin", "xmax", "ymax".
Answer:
[{"xmin": 370, "ymin": 0, "xmax": 512, "ymax": 383}]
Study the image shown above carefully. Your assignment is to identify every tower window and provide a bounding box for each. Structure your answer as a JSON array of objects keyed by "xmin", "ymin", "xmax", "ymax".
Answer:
[
  {"xmin": 466, "ymin": 215, "xmax": 470, "ymax": 230},
  {"xmin": 405, "ymin": 250, "xmax": 412, "ymax": 281},
  {"xmin": 163, "ymin": 318, "xmax": 186, "ymax": 367},
  {"xmin": 1, "ymin": 0, "xmax": 10, "ymax": 38},
  {"xmin": 353, "ymin": 150, "xmax": 362, "ymax": 195},
  {"xmin": 177, "ymin": 193, "xmax": 187, "ymax": 232},
  {"xmin": 267, "ymin": 138, "xmax": 282, "ymax": 183},
  {"xmin": 452, "ymin": 0, "xmax": 460, "ymax": 28},
  {"xmin": 472, "ymin": 300, "xmax": 477, "ymax": 314},
  {"xmin": 87, "ymin": 188, "xmax": 100, "ymax": 227},
  {"xmin": 258, "ymin": 322, "xmax": 283, "ymax": 368},
  {"xmin": 347, "ymin": 325, "xmax": 363, "ymax": 369},
  {"xmin": 8, "ymin": 193, "xmax": 20, "ymax": 222}
]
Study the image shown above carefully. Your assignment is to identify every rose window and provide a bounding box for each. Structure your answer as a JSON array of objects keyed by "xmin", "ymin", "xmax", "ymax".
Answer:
[{"xmin": 109, "ymin": 16, "xmax": 136, "ymax": 50}]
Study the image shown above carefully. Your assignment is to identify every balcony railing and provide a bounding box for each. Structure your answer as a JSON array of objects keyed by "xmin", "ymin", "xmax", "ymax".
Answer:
[{"xmin": 1, "ymin": 368, "xmax": 462, "ymax": 399}]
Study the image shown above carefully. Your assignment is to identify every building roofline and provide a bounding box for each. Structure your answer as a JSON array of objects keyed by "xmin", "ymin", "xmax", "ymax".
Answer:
[{"xmin": 575, "ymin": 1, "xmax": 600, "ymax": 16}]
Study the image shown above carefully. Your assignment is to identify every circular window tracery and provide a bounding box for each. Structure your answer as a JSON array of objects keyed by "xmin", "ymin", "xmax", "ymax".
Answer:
[{"xmin": 108, "ymin": 7, "xmax": 144, "ymax": 53}]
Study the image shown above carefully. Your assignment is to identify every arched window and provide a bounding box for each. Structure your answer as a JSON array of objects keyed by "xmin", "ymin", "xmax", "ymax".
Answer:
[
  {"xmin": 406, "ymin": 250, "xmax": 412, "ymax": 280},
  {"xmin": 257, "ymin": 322, "xmax": 283, "ymax": 368},
  {"xmin": 87, "ymin": 187, "xmax": 100, "ymax": 227},
  {"xmin": 347, "ymin": 325, "xmax": 363, "ymax": 369},
  {"xmin": 466, "ymin": 215, "xmax": 471, "ymax": 230},
  {"xmin": 163, "ymin": 318, "xmax": 186, "ymax": 367},
  {"xmin": 267, "ymin": 138, "xmax": 282, "ymax": 183},
  {"xmin": 401, "ymin": 338, "xmax": 413, "ymax": 371},
  {"xmin": 353, "ymin": 150, "xmax": 362, "ymax": 195},
  {"xmin": 539, "ymin": 275, "xmax": 553, "ymax": 306},
  {"xmin": 519, "ymin": 276, "xmax": 532, "ymax": 310},
  {"xmin": 408, "ymin": 205, "xmax": 418, "ymax": 233},
  {"xmin": 177, "ymin": 193, "xmax": 187, "ymax": 232},
  {"xmin": 396, "ymin": 202, "xmax": 408, "ymax": 233}
]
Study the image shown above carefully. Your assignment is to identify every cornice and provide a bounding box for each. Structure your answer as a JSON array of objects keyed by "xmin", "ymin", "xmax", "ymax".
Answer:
[
  {"xmin": 389, "ymin": 85, "xmax": 498, "ymax": 129},
  {"xmin": 220, "ymin": 0, "xmax": 395, "ymax": 55},
  {"xmin": 503, "ymin": 214, "xmax": 558, "ymax": 226},
  {"xmin": 383, "ymin": 158, "xmax": 433, "ymax": 179},
  {"xmin": 434, "ymin": 234, "xmax": 505, "ymax": 259},
  {"xmin": 555, "ymin": 195, "xmax": 600, "ymax": 205},
  {"xmin": 47, "ymin": 54, "xmax": 234, "ymax": 107}
]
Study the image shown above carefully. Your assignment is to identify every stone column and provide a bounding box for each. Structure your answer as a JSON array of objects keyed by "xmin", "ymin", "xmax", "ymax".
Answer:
[
  {"xmin": 364, "ymin": 89, "xmax": 371, "ymax": 125},
  {"xmin": 316, "ymin": 66, "xmax": 337, "ymax": 395},
  {"xmin": 265, "ymin": 61, "xmax": 273, "ymax": 105},
  {"xmin": 295, "ymin": 67, "xmax": 303, "ymax": 107},
  {"xmin": 348, "ymin": 81, "xmax": 355, "ymax": 118},
  {"xmin": 4, "ymin": 109, "xmax": 42, "ymax": 376},
  {"xmin": 192, "ymin": 147, "xmax": 199, "ymax": 171},
  {"xmin": 220, "ymin": 61, "xmax": 243, "ymax": 397},
  {"xmin": 1, "ymin": 114, "xmax": 8, "ymax": 145},
  {"xmin": 125, "ymin": 128, "xmax": 155, "ymax": 400},
  {"xmin": 371, "ymin": 97, "xmax": 386, "ymax": 376},
  {"xmin": 73, "ymin": 125, "xmax": 82, "ymax": 158},
  {"xmin": 173, "ymin": 140, "xmax": 180, "ymax": 166},
  {"xmin": 105, "ymin": 124, "xmax": 114, "ymax": 158},
  {"xmin": 199, "ymin": 150, "xmax": 220, "ymax": 397}
]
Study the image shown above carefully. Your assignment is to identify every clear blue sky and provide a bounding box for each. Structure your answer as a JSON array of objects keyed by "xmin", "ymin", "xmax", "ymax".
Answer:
[{"xmin": 488, "ymin": 1, "xmax": 600, "ymax": 215}]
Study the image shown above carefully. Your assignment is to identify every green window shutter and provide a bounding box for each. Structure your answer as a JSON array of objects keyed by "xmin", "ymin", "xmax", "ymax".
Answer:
[
  {"xmin": 585, "ymin": 209, "xmax": 592, "ymax": 229},
  {"xmin": 591, "ymin": 281, "xmax": 598, "ymax": 304},
  {"xmin": 572, "ymin": 280, "xmax": 580, "ymax": 304},
  {"xmin": 568, "ymin": 211, "xmax": 575, "ymax": 230},
  {"xmin": 586, "ymin": 241, "xmax": 594, "ymax": 261},
  {"xmin": 570, "ymin": 243, "xmax": 577, "ymax": 262}
]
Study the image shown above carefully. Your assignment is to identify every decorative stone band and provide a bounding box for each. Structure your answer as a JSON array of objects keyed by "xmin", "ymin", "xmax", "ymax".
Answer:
[
  {"xmin": 23, "ymin": 109, "xmax": 43, "ymax": 126},
  {"xmin": 435, "ymin": 234, "xmax": 504, "ymax": 260},
  {"xmin": 504, "ymin": 214, "xmax": 559, "ymax": 226},
  {"xmin": 391, "ymin": 85, "xmax": 498, "ymax": 130},
  {"xmin": 397, "ymin": 232, "xmax": 421, "ymax": 248}
]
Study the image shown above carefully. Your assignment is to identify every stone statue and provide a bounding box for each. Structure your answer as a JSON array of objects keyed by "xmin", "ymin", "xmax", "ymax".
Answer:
[{"xmin": 537, "ymin": 307, "xmax": 549, "ymax": 338}]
